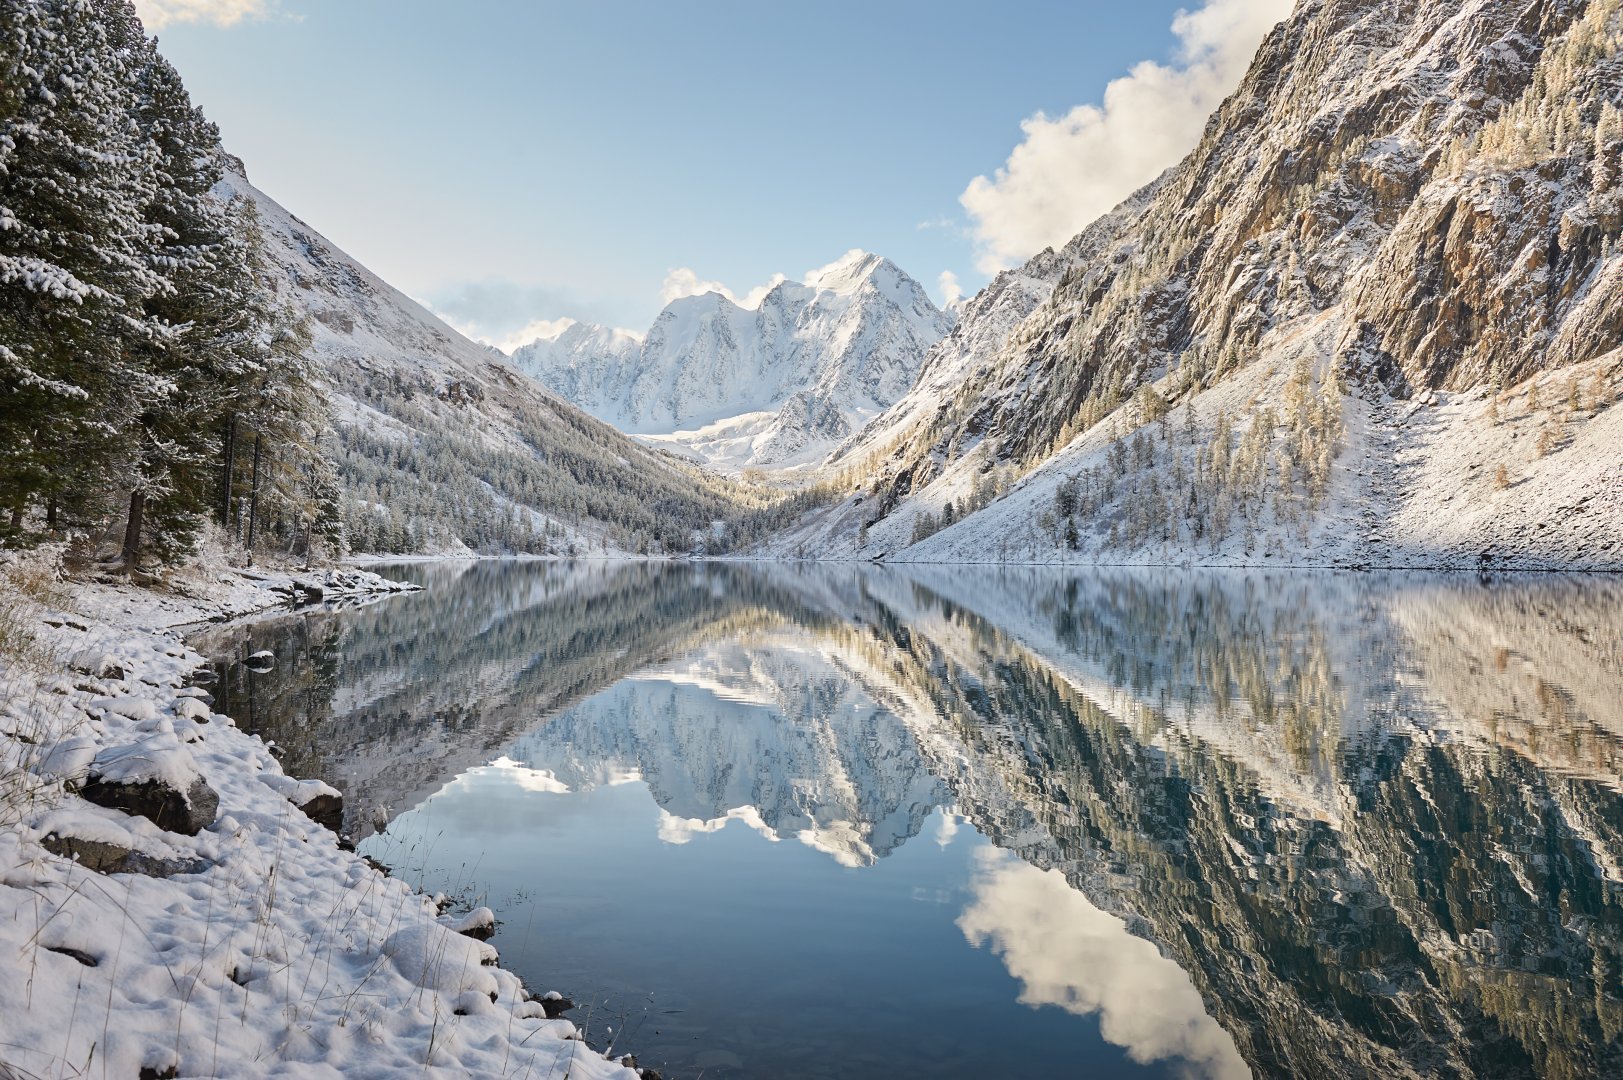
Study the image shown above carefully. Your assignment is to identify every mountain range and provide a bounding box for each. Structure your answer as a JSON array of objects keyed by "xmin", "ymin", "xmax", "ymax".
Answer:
[
  {"xmin": 509, "ymin": 251, "xmax": 953, "ymax": 471},
  {"xmin": 216, "ymin": 0, "xmax": 1622, "ymax": 570}
]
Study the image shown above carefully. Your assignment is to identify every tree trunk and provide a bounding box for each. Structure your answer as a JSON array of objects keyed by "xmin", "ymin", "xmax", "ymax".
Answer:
[
  {"xmin": 45, "ymin": 499, "xmax": 57, "ymax": 530},
  {"xmin": 245, "ymin": 433, "xmax": 262, "ymax": 565},
  {"xmin": 221, "ymin": 413, "xmax": 236, "ymax": 531},
  {"xmin": 121, "ymin": 490, "xmax": 145, "ymax": 572}
]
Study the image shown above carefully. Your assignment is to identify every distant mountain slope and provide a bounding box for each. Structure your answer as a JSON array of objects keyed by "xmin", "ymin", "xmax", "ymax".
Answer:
[
  {"xmin": 223, "ymin": 168, "xmax": 778, "ymax": 556},
  {"xmin": 774, "ymin": 0, "xmax": 1623, "ymax": 569},
  {"xmin": 511, "ymin": 250, "xmax": 952, "ymax": 470}
]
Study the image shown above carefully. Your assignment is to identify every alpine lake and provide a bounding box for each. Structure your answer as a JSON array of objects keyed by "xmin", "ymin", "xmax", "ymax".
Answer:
[{"xmin": 191, "ymin": 560, "xmax": 1623, "ymax": 1079}]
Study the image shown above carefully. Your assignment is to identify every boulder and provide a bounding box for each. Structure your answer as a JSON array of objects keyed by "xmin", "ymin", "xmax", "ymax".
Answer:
[
  {"xmin": 42, "ymin": 832, "xmax": 209, "ymax": 877},
  {"xmin": 441, "ymin": 906, "xmax": 496, "ymax": 941},
  {"xmin": 260, "ymin": 773, "xmax": 344, "ymax": 832},
  {"xmin": 297, "ymin": 790, "xmax": 344, "ymax": 833},
  {"xmin": 79, "ymin": 774, "xmax": 219, "ymax": 836},
  {"xmin": 539, "ymin": 993, "xmax": 574, "ymax": 1019}
]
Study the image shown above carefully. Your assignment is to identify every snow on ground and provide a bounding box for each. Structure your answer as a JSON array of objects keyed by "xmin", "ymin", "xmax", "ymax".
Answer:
[{"xmin": 0, "ymin": 550, "xmax": 635, "ymax": 1080}]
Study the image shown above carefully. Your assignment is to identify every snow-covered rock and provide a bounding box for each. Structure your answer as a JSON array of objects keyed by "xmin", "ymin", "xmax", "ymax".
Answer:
[{"xmin": 82, "ymin": 735, "xmax": 220, "ymax": 835}]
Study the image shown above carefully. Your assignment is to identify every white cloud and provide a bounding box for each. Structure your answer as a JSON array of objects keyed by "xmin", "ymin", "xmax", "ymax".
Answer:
[
  {"xmin": 659, "ymin": 268, "xmax": 732, "ymax": 306},
  {"xmin": 960, "ymin": 0, "xmax": 1294, "ymax": 272},
  {"xmin": 659, "ymin": 267, "xmax": 787, "ymax": 310},
  {"xmin": 958, "ymin": 850, "xmax": 1250, "ymax": 1080},
  {"xmin": 735, "ymin": 276, "xmax": 789, "ymax": 308},
  {"xmin": 423, "ymin": 304, "xmax": 630, "ymax": 355},
  {"xmin": 133, "ymin": 0, "xmax": 278, "ymax": 29},
  {"xmin": 937, "ymin": 270, "xmax": 964, "ymax": 308}
]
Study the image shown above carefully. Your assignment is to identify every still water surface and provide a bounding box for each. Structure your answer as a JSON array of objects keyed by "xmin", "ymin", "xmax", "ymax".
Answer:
[{"xmin": 195, "ymin": 561, "xmax": 1623, "ymax": 1079}]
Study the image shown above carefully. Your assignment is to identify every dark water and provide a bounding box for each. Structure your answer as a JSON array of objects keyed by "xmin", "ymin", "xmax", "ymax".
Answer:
[{"xmin": 193, "ymin": 561, "xmax": 1623, "ymax": 1079}]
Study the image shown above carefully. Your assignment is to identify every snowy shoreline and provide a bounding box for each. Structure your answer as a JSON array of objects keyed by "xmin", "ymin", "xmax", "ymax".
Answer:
[{"xmin": 0, "ymin": 556, "xmax": 641, "ymax": 1080}]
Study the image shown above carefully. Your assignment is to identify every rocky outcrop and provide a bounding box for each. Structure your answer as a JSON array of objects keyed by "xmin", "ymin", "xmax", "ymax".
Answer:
[{"xmin": 79, "ymin": 773, "xmax": 218, "ymax": 837}]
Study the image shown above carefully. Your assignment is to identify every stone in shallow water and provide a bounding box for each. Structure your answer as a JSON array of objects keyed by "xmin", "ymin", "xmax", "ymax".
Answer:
[{"xmin": 441, "ymin": 905, "xmax": 496, "ymax": 940}]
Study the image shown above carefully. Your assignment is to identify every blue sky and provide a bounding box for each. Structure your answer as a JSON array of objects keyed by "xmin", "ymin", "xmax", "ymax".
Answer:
[{"xmin": 143, "ymin": 0, "xmax": 1288, "ymax": 346}]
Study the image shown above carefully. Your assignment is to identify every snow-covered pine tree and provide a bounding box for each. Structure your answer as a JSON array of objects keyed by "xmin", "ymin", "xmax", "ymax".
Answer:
[
  {"xmin": 112, "ymin": 12, "xmax": 245, "ymax": 566},
  {"xmin": 0, "ymin": 0, "xmax": 161, "ymax": 536}
]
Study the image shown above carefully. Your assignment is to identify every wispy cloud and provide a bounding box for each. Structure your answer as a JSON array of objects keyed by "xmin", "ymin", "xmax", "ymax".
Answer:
[
  {"xmin": 936, "ymin": 270, "xmax": 963, "ymax": 308},
  {"xmin": 659, "ymin": 267, "xmax": 787, "ymax": 310},
  {"xmin": 420, "ymin": 281, "xmax": 632, "ymax": 354},
  {"xmin": 961, "ymin": 0, "xmax": 1293, "ymax": 273},
  {"xmin": 133, "ymin": 0, "xmax": 281, "ymax": 30},
  {"xmin": 500, "ymin": 317, "xmax": 578, "ymax": 347}
]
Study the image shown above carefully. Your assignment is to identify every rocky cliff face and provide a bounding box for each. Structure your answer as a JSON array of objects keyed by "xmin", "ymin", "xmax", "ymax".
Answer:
[
  {"xmin": 976, "ymin": 0, "xmax": 1622, "ymax": 453},
  {"xmin": 793, "ymin": 0, "xmax": 1623, "ymax": 569}
]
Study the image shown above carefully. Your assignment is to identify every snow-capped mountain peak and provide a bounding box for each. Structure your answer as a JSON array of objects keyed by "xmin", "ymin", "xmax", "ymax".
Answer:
[
  {"xmin": 803, "ymin": 248, "xmax": 884, "ymax": 293},
  {"xmin": 510, "ymin": 252, "xmax": 953, "ymax": 471}
]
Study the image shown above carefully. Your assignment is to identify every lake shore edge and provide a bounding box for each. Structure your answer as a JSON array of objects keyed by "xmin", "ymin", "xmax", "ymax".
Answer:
[{"xmin": 0, "ymin": 550, "xmax": 645, "ymax": 1080}]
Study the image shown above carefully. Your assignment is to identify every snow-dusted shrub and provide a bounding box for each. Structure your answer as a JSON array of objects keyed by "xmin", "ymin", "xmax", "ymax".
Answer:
[{"xmin": 0, "ymin": 545, "xmax": 64, "ymax": 665}]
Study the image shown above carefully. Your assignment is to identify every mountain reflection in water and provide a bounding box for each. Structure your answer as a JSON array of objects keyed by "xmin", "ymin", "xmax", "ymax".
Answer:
[{"xmin": 195, "ymin": 561, "xmax": 1623, "ymax": 1080}]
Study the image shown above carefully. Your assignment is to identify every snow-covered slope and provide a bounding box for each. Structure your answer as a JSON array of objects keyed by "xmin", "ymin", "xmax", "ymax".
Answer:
[
  {"xmin": 774, "ymin": 0, "xmax": 1623, "ymax": 568},
  {"xmin": 511, "ymin": 251, "xmax": 952, "ymax": 471},
  {"xmin": 221, "ymin": 167, "xmax": 766, "ymax": 556}
]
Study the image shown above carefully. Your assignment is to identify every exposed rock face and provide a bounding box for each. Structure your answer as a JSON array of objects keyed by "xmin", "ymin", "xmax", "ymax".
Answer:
[
  {"xmin": 829, "ymin": 178, "xmax": 1166, "ymax": 498},
  {"xmin": 78, "ymin": 774, "xmax": 219, "ymax": 836},
  {"xmin": 814, "ymin": 0, "xmax": 1623, "ymax": 566}
]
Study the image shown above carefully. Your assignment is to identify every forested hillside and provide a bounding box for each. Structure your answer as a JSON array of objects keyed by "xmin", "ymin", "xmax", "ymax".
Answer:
[
  {"xmin": 227, "ymin": 169, "xmax": 819, "ymax": 557},
  {"xmin": 0, "ymin": 0, "xmax": 806, "ymax": 567}
]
